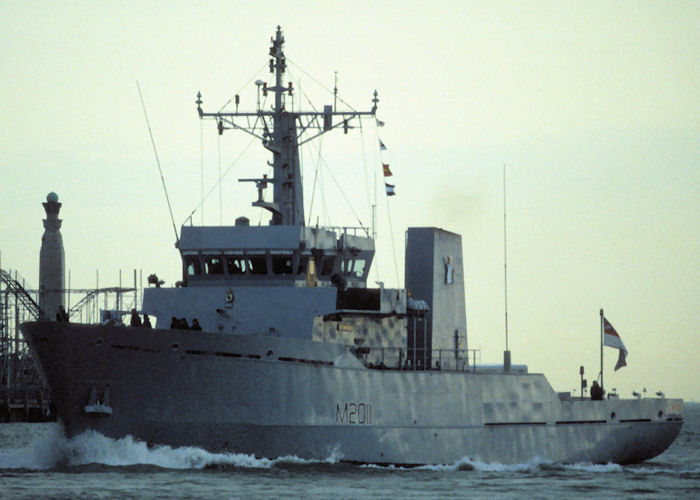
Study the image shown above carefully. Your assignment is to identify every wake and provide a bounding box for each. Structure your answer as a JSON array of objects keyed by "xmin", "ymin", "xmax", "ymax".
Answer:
[{"xmin": 0, "ymin": 426, "xmax": 629, "ymax": 473}]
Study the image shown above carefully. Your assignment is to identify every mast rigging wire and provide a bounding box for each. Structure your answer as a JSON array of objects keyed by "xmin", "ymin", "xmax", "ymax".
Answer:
[
  {"xmin": 289, "ymin": 66, "xmax": 363, "ymax": 230},
  {"xmin": 306, "ymin": 135, "xmax": 323, "ymax": 226},
  {"xmin": 307, "ymin": 168, "xmax": 318, "ymax": 226},
  {"xmin": 374, "ymin": 119, "xmax": 399, "ymax": 287},
  {"xmin": 182, "ymin": 136, "xmax": 257, "ymax": 226},
  {"xmin": 187, "ymin": 92, "xmax": 270, "ymax": 224},
  {"xmin": 218, "ymin": 132, "xmax": 223, "ymax": 224},
  {"xmin": 136, "ymin": 81, "xmax": 179, "ymax": 243},
  {"xmin": 200, "ymin": 118, "xmax": 204, "ymax": 224},
  {"xmin": 385, "ymin": 194, "xmax": 401, "ymax": 288},
  {"xmin": 217, "ymin": 62, "xmax": 269, "ymax": 113},
  {"xmin": 287, "ymin": 58, "xmax": 357, "ymax": 112},
  {"xmin": 307, "ymin": 140, "xmax": 367, "ymax": 232},
  {"xmin": 358, "ymin": 119, "xmax": 372, "ymax": 231}
]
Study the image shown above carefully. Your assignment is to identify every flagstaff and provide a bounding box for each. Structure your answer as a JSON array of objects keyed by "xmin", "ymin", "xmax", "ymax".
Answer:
[{"xmin": 600, "ymin": 308, "xmax": 604, "ymax": 392}]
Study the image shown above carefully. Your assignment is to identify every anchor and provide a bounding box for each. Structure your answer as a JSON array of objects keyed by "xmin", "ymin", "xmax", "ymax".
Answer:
[{"xmin": 84, "ymin": 385, "xmax": 113, "ymax": 416}]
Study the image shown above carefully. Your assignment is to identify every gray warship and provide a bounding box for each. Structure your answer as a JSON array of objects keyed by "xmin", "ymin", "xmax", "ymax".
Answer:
[{"xmin": 22, "ymin": 27, "xmax": 682, "ymax": 465}]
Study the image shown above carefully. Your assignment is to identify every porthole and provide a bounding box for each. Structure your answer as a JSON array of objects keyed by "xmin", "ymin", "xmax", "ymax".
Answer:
[
  {"xmin": 95, "ymin": 338, "xmax": 104, "ymax": 347},
  {"xmin": 171, "ymin": 343, "xmax": 180, "ymax": 351}
]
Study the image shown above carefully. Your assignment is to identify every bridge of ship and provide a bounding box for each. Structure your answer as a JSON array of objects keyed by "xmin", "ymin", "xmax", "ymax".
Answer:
[{"xmin": 178, "ymin": 224, "xmax": 374, "ymax": 288}]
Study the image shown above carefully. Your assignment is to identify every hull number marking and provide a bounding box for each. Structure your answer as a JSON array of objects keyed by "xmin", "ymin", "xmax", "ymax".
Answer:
[{"xmin": 336, "ymin": 402, "xmax": 372, "ymax": 424}]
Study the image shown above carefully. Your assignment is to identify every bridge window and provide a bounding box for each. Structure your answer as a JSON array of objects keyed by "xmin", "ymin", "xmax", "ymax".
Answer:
[
  {"xmin": 248, "ymin": 256, "xmax": 267, "ymax": 275},
  {"xmin": 353, "ymin": 258, "xmax": 367, "ymax": 278},
  {"xmin": 205, "ymin": 257, "xmax": 224, "ymax": 275},
  {"xmin": 226, "ymin": 257, "xmax": 247, "ymax": 275},
  {"xmin": 272, "ymin": 256, "xmax": 293, "ymax": 275},
  {"xmin": 342, "ymin": 258, "xmax": 367, "ymax": 278},
  {"xmin": 185, "ymin": 256, "xmax": 202, "ymax": 276},
  {"xmin": 320, "ymin": 256, "xmax": 335, "ymax": 276}
]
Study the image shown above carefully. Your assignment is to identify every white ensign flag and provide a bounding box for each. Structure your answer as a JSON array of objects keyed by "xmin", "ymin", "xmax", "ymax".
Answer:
[{"xmin": 603, "ymin": 317, "xmax": 628, "ymax": 370}]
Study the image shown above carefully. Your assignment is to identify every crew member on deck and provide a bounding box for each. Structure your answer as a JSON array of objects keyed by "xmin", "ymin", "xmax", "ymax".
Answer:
[
  {"xmin": 191, "ymin": 319, "xmax": 202, "ymax": 331},
  {"xmin": 56, "ymin": 305, "xmax": 69, "ymax": 322},
  {"xmin": 590, "ymin": 380, "xmax": 604, "ymax": 400},
  {"xmin": 130, "ymin": 309, "xmax": 142, "ymax": 327},
  {"xmin": 142, "ymin": 314, "xmax": 152, "ymax": 328}
]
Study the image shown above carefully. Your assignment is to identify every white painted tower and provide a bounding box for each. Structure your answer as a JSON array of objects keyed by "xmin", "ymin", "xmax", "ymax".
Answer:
[{"xmin": 39, "ymin": 192, "xmax": 65, "ymax": 320}]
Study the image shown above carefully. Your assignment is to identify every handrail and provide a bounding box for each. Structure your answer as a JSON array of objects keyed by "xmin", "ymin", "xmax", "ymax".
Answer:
[
  {"xmin": 347, "ymin": 345, "xmax": 481, "ymax": 372},
  {"xmin": 321, "ymin": 226, "xmax": 371, "ymax": 238}
]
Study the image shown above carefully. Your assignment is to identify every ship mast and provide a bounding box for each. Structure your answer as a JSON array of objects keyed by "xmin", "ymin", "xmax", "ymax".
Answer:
[{"xmin": 197, "ymin": 26, "xmax": 378, "ymax": 227}]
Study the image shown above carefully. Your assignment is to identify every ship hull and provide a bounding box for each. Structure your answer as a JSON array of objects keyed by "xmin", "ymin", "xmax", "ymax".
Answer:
[{"xmin": 21, "ymin": 322, "xmax": 683, "ymax": 465}]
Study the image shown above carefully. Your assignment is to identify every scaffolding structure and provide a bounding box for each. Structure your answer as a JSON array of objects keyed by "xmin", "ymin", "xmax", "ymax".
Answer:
[{"xmin": 0, "ymin": 268, "xmax": 49, "ymax": 420}]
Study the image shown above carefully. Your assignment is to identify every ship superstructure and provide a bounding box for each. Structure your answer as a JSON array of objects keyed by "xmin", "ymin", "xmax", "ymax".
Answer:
[
  {"xmin": 21, "ymin": 27, "xmax": 682, "ymax": 465},
  {"xmin": 144, "ymin": 27, "xmax": 398, "ymax": 345}
]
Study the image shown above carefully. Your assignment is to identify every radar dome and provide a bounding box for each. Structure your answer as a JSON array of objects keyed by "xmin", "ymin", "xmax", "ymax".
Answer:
[{"xmin": 46, "ymin": 192, "xmax": 59, "ymax": 203}]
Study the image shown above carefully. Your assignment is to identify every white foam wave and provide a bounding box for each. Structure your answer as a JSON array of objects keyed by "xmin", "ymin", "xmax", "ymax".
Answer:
[
  {"xmin": 414, "ymin": 456, "xmax": 547, "ymax": 472},
  {"xmin": 0, "ymin": 424, "xmax": 66, "ymax": 470},
  {"xmin": 360, "ymin": 463, "xmax": 404, "ymax": 470},
  {"xmin": 64, "ymin": 431, "xmax": 276, "ymax": 469},
  {"xmin": 456, "ymin": 457, "xmax": 622, "ymax": 473},
  {"xmin": 0, "ymin": 428, "xmax": 340, "ymax": 471},
  {"xmin": 364, "ymin": 456, "xmax": 624, "ymax": 473},
  {"xmin": 626, "ymin": 465, "xmax": 698, "ymax": 475},
  {"xmin": 563, "ymin": 461, "xmax": 623, "ymax": 473}
]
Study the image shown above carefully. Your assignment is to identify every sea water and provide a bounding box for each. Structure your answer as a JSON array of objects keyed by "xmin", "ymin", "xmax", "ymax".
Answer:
[{"xmin": 0, "ymin": 403, "xmax": 698, "ymax": 499}]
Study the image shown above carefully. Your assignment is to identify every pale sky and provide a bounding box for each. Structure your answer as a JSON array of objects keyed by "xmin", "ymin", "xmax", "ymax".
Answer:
[{"xmin": 1, "ymin": 1, "xmax": 698, "ymax": 401}]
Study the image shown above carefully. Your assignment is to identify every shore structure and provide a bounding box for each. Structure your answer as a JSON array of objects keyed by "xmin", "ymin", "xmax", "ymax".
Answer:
[
  {"xmin": 1, "ymin": 194, "xmax": 141, "ymax": 422},
  {"xmin": 0, "ymin": 193, "xmax": 61, "ymax": 421},
  {"xmin": 1, "ymin": 265, "xmax": 51, "ymax": 421},
  {"xmin": 39, "ymin": 192, "xmax": 65, "ymax": 321}
]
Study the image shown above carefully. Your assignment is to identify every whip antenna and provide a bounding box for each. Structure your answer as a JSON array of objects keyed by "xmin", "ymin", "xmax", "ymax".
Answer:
[
  {"xmin": 503, "ymin": 163, "xmax": 511, "ymax": 372},
  {"xmin": 136, "ymin": 81, "xmax": 179, "ymax": 243}
]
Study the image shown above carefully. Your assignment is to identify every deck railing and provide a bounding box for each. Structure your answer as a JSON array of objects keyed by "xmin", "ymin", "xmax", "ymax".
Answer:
[{"xmin": 349, "ymin": 345, "xmax": 481, "ymax": 372}]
